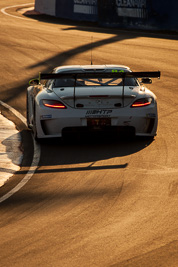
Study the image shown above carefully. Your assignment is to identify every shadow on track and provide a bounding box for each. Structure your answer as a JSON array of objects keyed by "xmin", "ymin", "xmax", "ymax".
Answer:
[
  {"xmin": 36, "ymin": 133, "xmax": 154, "ymax": 168},
  {"xmin": 24, "ymin": 12, "xmax": 178, "ymax": 40}
]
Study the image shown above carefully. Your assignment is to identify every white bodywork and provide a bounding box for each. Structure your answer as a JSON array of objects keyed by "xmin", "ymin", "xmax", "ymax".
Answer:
[{"xmin": 26, "ymin": 65, "xmax": 158, "ymax": 139}]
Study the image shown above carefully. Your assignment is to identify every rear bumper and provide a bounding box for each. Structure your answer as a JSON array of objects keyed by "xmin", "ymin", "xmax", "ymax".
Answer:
[{"xmin": 35, "ymin": 108, "xmax": 158, "ymax": 138}]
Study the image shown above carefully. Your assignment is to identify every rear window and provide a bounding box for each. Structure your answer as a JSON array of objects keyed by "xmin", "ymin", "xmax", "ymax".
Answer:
[{"xmin": 53, "ymin": 77, "xmax": 138, "ymax": 88}]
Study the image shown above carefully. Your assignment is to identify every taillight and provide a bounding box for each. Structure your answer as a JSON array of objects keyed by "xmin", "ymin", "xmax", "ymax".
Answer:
[
  {"xmin": 131, "ymin": 98, "xmax": 152, "ymax": 108},
  {"xmin": 42, "ymin": 100, "xmax": 67, "ymax": 109}
]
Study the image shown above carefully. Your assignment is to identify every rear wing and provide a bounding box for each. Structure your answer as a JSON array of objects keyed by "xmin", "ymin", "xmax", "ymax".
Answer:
[
  {"xmin": 38, "ymin": 71, "xmax": 160, "ymax": 108},
  {"xmin": 39, "ymin": 71, "xmax": 161, "ymax": 80}
]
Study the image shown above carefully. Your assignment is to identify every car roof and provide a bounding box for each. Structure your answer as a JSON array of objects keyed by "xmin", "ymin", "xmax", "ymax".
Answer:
[{"xmin": 54, "ymin": 65, "xmax": 131, "ymax": 73}]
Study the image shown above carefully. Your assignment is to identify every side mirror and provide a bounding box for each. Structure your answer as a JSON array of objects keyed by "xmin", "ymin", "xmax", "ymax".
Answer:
[
  {"xmin": 29, "ymin": 78, "xmax": 39, "ymax": 86},
  {"xmin": 140, "ymin": 78, "xmax": 152, "ymax": 84}
]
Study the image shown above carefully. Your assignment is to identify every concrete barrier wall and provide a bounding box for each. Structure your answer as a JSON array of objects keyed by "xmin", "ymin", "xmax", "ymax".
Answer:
[
  {"xmin": 98, "ymin": 0, "xmax": 178, "ymax": 31},
  {"xmin": 35, "ymin": 0, "xmax": 98, "ymax": 22},
  {"xmin": 35, "ymin": 0, "xmax": 56, "ymax": 16},
  {"xmin": 35, "ymin": 0, "xmax": 178, "ymax": 31},
  {"xmin": 151, "ymin": 0, "xmax": 178, "ymax": 30}
]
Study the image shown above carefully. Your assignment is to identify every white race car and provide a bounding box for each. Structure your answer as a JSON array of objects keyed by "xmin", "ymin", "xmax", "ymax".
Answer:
[{"xmin": 26, "ymin": 65, "xmax": 160, "ymax": 140}]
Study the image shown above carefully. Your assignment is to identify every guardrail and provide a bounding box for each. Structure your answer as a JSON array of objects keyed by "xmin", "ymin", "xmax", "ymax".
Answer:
[{"xmin": 35, "ymin": 0, "xmax": 178, "ymax": 31}]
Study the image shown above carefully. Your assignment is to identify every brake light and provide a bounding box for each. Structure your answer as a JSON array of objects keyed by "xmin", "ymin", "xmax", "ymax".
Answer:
[
  {"xmin": 131, "ymin": 98, "xmax": 152, "ymax": 108},
  {"xmin": 42, "ymin": 100, "xmax": 67, "ymax": 109}
]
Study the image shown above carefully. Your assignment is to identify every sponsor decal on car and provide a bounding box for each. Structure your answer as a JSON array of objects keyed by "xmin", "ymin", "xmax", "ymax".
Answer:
[{"xmin": 85, "ymin": 110, "xmax": 113, "ymax": 118}]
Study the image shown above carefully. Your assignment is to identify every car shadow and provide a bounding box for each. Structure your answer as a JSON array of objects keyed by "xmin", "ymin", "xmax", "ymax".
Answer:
[
  {"xmin": 1, "ymin": 127, "xmax": 154, "ymax": 174},
  {"xmin": 0, "ymin": 129, "xmax": 154, "ymax": 206},
  {"xmin": 36, "ymin": 133, "xmax": 154, "ymax": 169}
]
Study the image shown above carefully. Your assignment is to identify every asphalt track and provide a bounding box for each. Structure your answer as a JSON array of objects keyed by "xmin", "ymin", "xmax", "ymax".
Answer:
[{"xmin": 0, "ymin": 1, "xmax": 178, "ymax": 266}]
